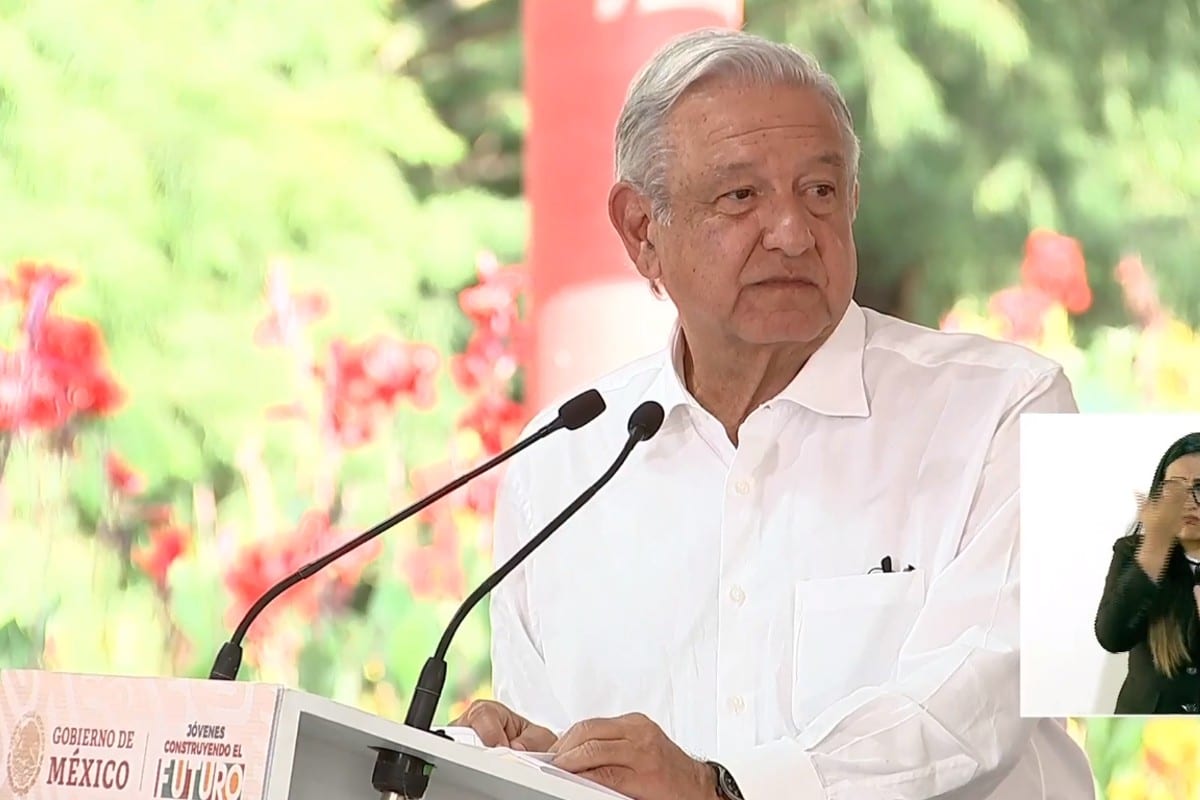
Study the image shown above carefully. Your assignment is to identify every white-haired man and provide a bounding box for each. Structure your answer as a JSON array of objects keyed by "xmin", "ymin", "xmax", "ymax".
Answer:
[{"xmin": 452, "ymin": 28, "xmax": 1096, "ymax": 800}]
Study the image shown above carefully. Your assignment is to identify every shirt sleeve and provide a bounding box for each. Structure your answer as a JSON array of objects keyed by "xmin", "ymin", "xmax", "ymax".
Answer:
[
  {"xmin": 719, "ymin": 366, "xmax": 1080, "ymax": 800},
  {"xmin": 487, "ymin": 451, "xmax": 572, "ymax": 735}
]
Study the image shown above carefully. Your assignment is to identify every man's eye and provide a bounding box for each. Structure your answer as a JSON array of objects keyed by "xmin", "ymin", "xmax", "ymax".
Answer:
[
  {"xmin": 722, "ymin": 188, "xmax": 754, "ymax": 201},
  {"xmin": 809, "ymin": 184, "xmax": 835, "ymax": 198}
]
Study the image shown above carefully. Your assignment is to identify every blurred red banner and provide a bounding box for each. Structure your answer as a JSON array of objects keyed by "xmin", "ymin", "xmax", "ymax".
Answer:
[{"xmin": 523, "ymin": 0, "xmax": 742, "ymax": 407}]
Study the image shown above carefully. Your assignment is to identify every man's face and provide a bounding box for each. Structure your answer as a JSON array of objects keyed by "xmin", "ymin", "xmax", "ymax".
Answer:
[{"xmin": 636, "ymin": 80, "xmax": 859, "ymax": 348}]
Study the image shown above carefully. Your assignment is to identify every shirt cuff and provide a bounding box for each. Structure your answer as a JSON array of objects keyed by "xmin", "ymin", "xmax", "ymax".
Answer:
[{"xmin": 719, "ymin": 739, "xmax": 828, "ymax": 800}]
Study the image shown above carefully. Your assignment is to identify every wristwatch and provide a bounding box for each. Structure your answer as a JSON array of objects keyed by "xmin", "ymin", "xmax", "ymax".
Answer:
[{"xmin": 706, "ymin": 761, "xmax": 744, "ymax": 800}]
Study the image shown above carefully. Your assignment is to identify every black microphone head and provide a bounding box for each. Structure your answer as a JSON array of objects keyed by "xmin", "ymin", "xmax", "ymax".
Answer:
[
  {"xmin": 558, "ymin": 389, "xmax": 606, "ymax": 430},
  {"xmin": 627, "ymin": 401, "xmax": 665, "ymax": 442}
]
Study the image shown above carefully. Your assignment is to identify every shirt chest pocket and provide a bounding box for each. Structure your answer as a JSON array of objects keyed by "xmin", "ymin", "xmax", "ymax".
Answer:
[{"xmin": 791, "ymin": 570, "xmax": 927, "ymax": 727}]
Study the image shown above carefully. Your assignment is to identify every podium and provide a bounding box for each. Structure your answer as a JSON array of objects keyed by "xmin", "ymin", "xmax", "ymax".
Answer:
[{"xmin": 0, "ymin": 670, "xmax": 622, "ymax": 800}]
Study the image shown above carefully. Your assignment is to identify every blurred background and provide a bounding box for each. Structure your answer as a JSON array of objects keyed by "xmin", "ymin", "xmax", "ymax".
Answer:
[{"xmin": 1, "ymin": 1, "xmax": 1198, "ymax": 797}]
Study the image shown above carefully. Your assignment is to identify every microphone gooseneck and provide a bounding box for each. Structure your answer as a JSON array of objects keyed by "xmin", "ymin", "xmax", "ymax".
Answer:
[
  {"xmin": 375, "ymin": 401, "xmax": 666, "ymax": 800},
  {"xmin": 207, "ymin": 389, "xmax": 606, "ymax": 682}
]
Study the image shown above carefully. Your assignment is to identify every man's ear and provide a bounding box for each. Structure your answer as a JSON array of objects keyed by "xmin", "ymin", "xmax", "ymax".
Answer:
[
  {"xmin": 850, "ymin": 178, "xmax": 860, "ymax": 222},
  {"xmin": 608, "ymin": 182, "xmax": 662, "ymax": 285}
]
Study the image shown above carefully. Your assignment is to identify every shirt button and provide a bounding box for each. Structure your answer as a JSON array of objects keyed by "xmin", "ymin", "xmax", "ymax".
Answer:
[
  {"xmin": 734, "ymin": 479, "xmax": 751, "ymax": 495},
  {"xmin": 729, "ymin": 695, "xmax": 745, "ymax": 714},
  {"xmin": 729, "ymin": 585, "xmax": 746, "ymax": 605}
]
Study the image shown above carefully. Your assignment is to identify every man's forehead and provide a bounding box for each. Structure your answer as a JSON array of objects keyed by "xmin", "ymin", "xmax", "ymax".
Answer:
[
  {"xmin": 664, "ymin": 84, "xmax": 844, "ymax": 159},
  {"xmin": 670, "ymin": 80, "xmax": 838, "ymax": 128}
]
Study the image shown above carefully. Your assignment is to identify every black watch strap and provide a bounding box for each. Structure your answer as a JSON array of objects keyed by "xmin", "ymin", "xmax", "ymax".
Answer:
[{"xmin": 706, "ymin": 761, "xmax": 744, "ymax": 800}]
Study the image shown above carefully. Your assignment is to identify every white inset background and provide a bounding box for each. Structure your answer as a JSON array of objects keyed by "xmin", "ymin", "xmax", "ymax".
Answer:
[{"xmin": 1020, "ymin": 413, "xmax": 1200, "ymax": 717}]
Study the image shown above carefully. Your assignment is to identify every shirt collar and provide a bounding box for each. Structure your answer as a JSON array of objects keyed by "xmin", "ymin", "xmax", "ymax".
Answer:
[{"xmin": 641, "ymin": 301, "xmax": 870, "ymax": 426}]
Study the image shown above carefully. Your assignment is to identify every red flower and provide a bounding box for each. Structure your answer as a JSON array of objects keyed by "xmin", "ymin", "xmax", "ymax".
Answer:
[
  {"xmin": 0, "ymin": 263, "xmax": 123, "ymax": 433},
  {"xmin": 450, "ymin": 254, "xmax": 527, "ymax": 396},
  {"xmin": 316, "ymin": 337, "xmax": 440, "ymax": 449},
  {"xmin": 1115, "ymin": 255, "xmax": 1162, "ymax": 327},
  {"xmin": 362, "ymin": 338, "xmax": 440, "ymax": 409},
  {"xmin": 132, "ymin": 522, "xmax": 190, "ymax": 590},
  {"xmin": 318, "ymin": 340, "xmax": 382, "ymax": 448},
  {"xmin": 0, "ymin": 351, "xmax": 73, "ymax": 430},
  {"xmin": 459, "ymin": 393, "xmax": 525, "ymax": 456},
  {"xmin": 0, "ymin": 313, "xmax": 124, "ymax": 433},
  {"xmin": 223, "ymin": 510, "xmax": 378, "ymax": 627},
  {"xmin": 988, "ymin": 286, "xmax": 1055, "ymax": 342},
  {"xmin": 105, "ymin": 451, "xmax": 145, "ymax": 497},
  {"xmin": 458, "ymin": 271, "xmax": 525, "ymax": 337},
  {"xmin": 451, "ymin": 331, "xmax": 518, "ymax": 394},
  {"xmin": 1020, "ymin": 230, "xmax": 1092, "ymax": 314},
  {"xmin": 1, "ymin": 261, "xmax": 74, "ymax": 308},
  {"xmin": 35, "ymin": 316, "xmax": 124, "ymax": 418}
]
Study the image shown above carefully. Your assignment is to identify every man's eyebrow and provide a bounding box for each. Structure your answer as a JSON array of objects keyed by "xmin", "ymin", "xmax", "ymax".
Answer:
[
  {"xmin": 704, "ymin": 161, "xmax": 759, "ymax": 183},
  {"xmin": 705, "ymin": 152, "xmax": 847, "ymax": 183},
  {"xmin": 813, "ymin": 151, "xmax": 846, "ymax": 169}
]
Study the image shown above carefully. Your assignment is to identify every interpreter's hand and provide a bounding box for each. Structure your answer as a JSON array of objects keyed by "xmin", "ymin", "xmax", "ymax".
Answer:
[
  {"xmin": 1138, "ymin": 478, "xmax": 1189, "ymax": 551},
  {"xmin": 549, "ymin": 712, "xmax": 717, "ymax": 800},
  {"xmin": 450, "ymin": 700, "xmax": 557, "ymax": 752}
]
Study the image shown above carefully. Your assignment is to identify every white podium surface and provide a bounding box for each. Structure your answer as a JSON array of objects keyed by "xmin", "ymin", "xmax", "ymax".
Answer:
[{"xmin": 0, "ymin": 669, "xmax": 621, "ymax": 800}]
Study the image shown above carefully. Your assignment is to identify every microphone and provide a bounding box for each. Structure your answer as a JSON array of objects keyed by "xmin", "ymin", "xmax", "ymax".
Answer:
[
  {"xmin": 372, "ymin": 401, "xmax": 665, "ymax": 800},
  {"xmin": 207, "ymin": 388, "xmax": 607, "ymax": 681}
]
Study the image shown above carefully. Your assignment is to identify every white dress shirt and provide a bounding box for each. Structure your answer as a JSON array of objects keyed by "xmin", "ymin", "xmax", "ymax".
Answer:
[{"xmin": 489, "ymin": 301, "xmax": 1096, "ymax": 800}]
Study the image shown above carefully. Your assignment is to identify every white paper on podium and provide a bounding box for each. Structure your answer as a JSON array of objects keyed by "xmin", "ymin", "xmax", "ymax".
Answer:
[{"xmin": 438, "ymin": 726, "xmax": 630, "ymax": 798}]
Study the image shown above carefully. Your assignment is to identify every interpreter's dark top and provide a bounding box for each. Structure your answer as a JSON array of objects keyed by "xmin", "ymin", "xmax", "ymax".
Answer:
[{"xmin": 1095, "ymin": 530, "xmax": 1200, "ymax": 714}]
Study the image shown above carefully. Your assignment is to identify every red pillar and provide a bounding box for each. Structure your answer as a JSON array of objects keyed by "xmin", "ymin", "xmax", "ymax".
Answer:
[{"xmin": 523, "ymin": 0, "xmax": 743, "ymax": 409}]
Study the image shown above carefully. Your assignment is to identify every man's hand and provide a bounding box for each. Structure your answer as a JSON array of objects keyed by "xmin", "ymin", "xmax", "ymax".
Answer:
[
  {"xmin": 450, "ymin": 700, "xmax": 557, "ymax": 752},
  {"xmin": 549, "ymin": 712, "xmax": 717, "ymax": 800}
]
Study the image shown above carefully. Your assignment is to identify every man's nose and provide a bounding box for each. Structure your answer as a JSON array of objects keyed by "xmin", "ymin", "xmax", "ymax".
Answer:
[{"xmin": 760, "ymin": 196, "xmax": 816, "ymax": 257}]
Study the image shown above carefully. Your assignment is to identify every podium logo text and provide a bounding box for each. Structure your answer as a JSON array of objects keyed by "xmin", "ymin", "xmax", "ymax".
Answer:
[{"xmin": 153, "ymin": 759, "xmax": 244, "ymax": 800}]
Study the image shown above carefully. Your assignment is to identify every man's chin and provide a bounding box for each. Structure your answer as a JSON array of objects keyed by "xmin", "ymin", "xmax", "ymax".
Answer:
[{"xmin": 734, "ymin": 318, "xmax": 834, "ymax": 348}]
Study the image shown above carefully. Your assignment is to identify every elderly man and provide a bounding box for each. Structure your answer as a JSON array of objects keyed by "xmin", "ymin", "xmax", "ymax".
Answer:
[{"xmin": 452, "ymin": 28, "xmax": 1095, "ymax": 800}]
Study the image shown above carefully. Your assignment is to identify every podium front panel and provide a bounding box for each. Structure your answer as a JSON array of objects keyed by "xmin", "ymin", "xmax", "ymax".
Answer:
[{"xmin": 0, "ymin": 669, "xmax": 281, "ymax": 800}]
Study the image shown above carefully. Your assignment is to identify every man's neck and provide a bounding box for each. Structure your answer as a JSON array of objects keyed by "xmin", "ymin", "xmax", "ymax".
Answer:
[
  {"xmin": 681, "ymin": 332, "xmax": 821, "ymax": 444},
  {"xmin": 1183, "ymin": 543, "xmax": 1200, "ymax": 561}
]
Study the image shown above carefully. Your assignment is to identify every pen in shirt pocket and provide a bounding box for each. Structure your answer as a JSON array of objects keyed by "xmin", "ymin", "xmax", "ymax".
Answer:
[{"xmin": 868, "ymin": 555, "xmax": 915, "ymax": 574}]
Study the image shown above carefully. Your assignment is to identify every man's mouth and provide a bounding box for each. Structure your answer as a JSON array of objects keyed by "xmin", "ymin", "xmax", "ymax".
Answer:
[{"xmin": 751, "ymin": 277, "xmax": 816, "ymax": 288}]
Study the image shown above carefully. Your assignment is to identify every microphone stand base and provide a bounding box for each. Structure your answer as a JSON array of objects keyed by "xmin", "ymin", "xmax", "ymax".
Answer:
[{"xmin": 370, "ymin": 740, "xmax": 448, "ymax": 800}]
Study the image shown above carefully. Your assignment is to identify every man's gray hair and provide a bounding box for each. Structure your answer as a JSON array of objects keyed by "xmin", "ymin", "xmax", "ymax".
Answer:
[{"xmin": 614, "ymin": 28, "xmax": 860, "ymax": 223}]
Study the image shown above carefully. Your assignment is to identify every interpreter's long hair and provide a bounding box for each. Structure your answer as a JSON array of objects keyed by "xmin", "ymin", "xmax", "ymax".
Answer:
[{"xmin": 1145, "ymin": 433, "xmax": 1200, "ymax": 677}]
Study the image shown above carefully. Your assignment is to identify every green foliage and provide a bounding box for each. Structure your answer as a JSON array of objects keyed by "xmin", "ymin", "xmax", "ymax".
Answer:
[
  {"xmin": 1084, "ymin": 718, "xmax": 1148, "ymax": 793},
  {"xmin": 0, "ymin": 0, "xmax": 523, "ymax": 503},
  {"xmin": 746, "ymin": 0, "xmax": 1200, "ymax": 332}
]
